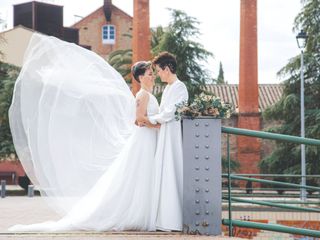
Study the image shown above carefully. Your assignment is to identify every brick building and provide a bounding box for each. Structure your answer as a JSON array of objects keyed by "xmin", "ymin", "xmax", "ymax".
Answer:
[{"xmin": 72, "ymin": 0, "xmax": 133, "ymax": 60}]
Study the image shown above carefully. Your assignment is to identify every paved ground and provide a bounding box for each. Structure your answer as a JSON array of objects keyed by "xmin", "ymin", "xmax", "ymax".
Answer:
[
  {"xmin": 0, "ymin": 235, "xmax": 237, "ymax": 240},
  {"xmin": 0, "ymin": 196, "xmax": 240, "ymax": 239},
  {"xmin": 2, "ymin": 190, "xmax": 319, "ymax": 239},
  {"xmin": 0, "ymin": 233, "xmax": 237, "ymax": 240}
]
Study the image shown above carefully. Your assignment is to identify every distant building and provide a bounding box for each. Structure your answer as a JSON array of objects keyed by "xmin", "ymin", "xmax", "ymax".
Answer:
[
  {"xmin": 0, "ymin": 25, "xmax": 36, "ymax": 67},
  {"xmin": 7, "ymin": 0, "xmax": 133, "ymax": 62},
  {"xmin": 0, "ymin": 1, "xmax": 84, "ymax": 67},
  {"xmin": 72, "ymin": 0, "xmax": 133, "ymax": 60},
  {"xmin": 13, "ymin": 1, "xmax": 79, "ymax": 44}
]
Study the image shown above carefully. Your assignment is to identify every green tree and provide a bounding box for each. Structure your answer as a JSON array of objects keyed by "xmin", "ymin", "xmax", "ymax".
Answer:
[
  {"xmin": 0, "ymin": 33, "xmax": 6, "ymax": 58},
  {"xmin": 260, "ymin": 0, "xmax": 320, "ymax": 185},
  {"xmin": 216, "ymin": 61, "xmax": 225, "ymax": 84},
  {"xmin": 108, "ymin": 49, "xmax": 132, "ymax": 82},
  {"xmin": 151, "ymin": 26, "xmax": 165, "ymax": 50},
  {"xmin": 153, "ymin": 9, "xmax": 213, "ymax": 101},
  {"xmin": 108, "ymin": 9, "xmax": 214, "ymax": 102},
  {"xmin": 107, "ymin": 33, "xmax": 132, "ymax": 82},
  {"xmin": 0, "ymin": 62, "xmax": 20, "ymax": 160}
]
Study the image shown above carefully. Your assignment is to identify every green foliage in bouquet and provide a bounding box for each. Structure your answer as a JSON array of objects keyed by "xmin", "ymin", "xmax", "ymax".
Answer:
[{"xmin": 175, "ymin": 92, "xmax": 232, "ymax": 120}]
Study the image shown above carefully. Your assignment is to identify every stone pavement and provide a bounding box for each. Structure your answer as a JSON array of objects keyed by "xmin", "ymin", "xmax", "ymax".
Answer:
[
  {"xmin": 2, "ymin": 185, "xmax": 320, "ymax": 239},
  {"xmin": 0, "ymin": 234, "xmax": 237, "ymax": 240},
  {"xmin": 0, "ymin": 196, "xmax": 240, "ymax": 240}
]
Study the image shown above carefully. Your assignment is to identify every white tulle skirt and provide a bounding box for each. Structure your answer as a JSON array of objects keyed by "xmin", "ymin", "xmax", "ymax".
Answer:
[
  {"xmin": 8, "ymin": 33, "xmax": 159, "ymax": 231},
  {"xmin": 9, "ymin": 33, "xmax": 138, "ymax": 214},
  {"xmin": 9, "ymin": 126, "xmax": 158, "ymax": 232}
]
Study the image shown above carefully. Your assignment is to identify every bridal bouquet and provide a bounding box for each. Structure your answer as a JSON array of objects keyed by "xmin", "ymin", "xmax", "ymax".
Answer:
[{"xmin": 175, "ymin": 92, "xmax": 232, "ymax": 120}]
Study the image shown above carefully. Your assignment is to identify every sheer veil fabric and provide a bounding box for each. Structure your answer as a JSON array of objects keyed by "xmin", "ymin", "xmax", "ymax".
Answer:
[{"xmin": 9, "ymin": 33, "xmax": 137, "ymax": 215}]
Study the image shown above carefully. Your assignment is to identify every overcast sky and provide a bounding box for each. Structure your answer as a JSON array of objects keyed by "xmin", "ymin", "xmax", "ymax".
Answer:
[{"xmin": 0, "ymin": 0, "xmax": 303, "ymax": 84}]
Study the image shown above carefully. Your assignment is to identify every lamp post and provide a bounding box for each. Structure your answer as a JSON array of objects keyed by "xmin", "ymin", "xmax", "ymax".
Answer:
[{"xmin": 296, "ymin": 29, "xmax": 308, "ymax": 201}]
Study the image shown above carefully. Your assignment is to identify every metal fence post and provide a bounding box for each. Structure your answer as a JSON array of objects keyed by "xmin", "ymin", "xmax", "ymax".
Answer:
[
  {"xmin": 1, "ymin": 180, "xmax": 6, "ymax": 198},
  {"xmin": 28, "ymin": 185, "xmax": 34, "ymax": 197},
  {"xmin": 227, "ymin": 134, "xmax": 233, "ymax": 236}
]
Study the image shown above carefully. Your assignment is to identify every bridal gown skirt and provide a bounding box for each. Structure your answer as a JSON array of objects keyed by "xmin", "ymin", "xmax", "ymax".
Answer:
[{"xmin": 9, "ymin": 126, "xmax": 158, "ymax": 232}]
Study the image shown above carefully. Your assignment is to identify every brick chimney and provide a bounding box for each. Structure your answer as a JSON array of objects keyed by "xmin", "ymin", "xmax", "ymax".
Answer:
[
  {"xmin": 237, "ymin": 0, "xmax": 261, "ymax": 177},
  {"xmin": 132, "ymin": 0, "xmax": 151, "ymax": 95},
  {"xmin": 103, "ymin": 0, "xmax": 112, "ymax": 22}
]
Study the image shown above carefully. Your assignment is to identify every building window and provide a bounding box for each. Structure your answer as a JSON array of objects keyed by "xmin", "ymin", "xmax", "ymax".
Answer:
[{"xmin": 102, "ymin": 25, "xmax": 115, "ymax": 44}]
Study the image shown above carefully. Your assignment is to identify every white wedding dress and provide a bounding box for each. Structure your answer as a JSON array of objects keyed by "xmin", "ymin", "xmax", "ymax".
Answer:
[{"xmin": 8, "ymin": 34, "xmax": 160, "ymax": 231}]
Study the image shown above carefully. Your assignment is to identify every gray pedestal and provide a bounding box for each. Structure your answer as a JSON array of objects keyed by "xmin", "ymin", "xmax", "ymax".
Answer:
[{"xmin": 182, "ymin": 118, "xmax": 221, "ymax": 236}]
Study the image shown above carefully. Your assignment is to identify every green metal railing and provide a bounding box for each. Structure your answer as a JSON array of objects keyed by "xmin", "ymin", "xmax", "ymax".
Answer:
[
  {"xmin": 222, "ymin": 219, "xmax": 320, "ymax": 238},
  {"xmin": 222, "ymin": 127, "xmax": 320, "ymax": 145},
  {"xmin": 221, "ymin": 173, "xmax": 320, "ymax": 198},
  {"xmin": 223, "ymin": 196, "xmax": 320, "ymax": 212},
  {"xmin": 227, "ymin": 175, "xmax": 320, "ymax": 191},
  {"xmin": 221, "ymin": 126, "xmax": 320, "ymax": 237}
]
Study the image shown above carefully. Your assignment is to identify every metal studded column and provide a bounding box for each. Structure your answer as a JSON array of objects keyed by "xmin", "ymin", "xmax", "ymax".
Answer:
[{"xmin": 182, "ymin": 117, "xmax": 221, "ymax": 236}]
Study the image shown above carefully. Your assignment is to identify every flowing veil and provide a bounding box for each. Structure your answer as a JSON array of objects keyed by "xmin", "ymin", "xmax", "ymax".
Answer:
[{"xmin": 9, "ymin": 33, "xmax": 136, "ymax": 214}]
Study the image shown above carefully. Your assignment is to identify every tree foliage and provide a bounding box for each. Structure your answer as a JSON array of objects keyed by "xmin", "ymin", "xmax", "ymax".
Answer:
[
  {"xmin": 108, "ymin": 49, "xmax": 132, "ymax": 82},
  {"xmin": 260, "ymin": 0, "xmax": 320, "ymax": 183},
  {"xmin": 0, "ymin": 34, "xmax": 6, "ymax": 58},
  {"xmin": 108, "ymin": 9, "xmax": 214, "ymax": 102},
  {"xmin": 151, "ymin": 26, "xmax": 166, "ymax": 50},
  {"xmin": 216, "ymin": 62, "xmax": 225, "ymax": 84},
  {"xmin": 152, "ymin": 9, "xmax": 213, "ymax": 101},
  {"xmin": 0, "ymin": 62, "xmax": 20, "ymax": 160}
]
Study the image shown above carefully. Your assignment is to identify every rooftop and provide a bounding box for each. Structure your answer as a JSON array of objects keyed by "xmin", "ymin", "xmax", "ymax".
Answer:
[{"xmin": 153, "ymin": 84, "xmax": 284, "ymax": 112}]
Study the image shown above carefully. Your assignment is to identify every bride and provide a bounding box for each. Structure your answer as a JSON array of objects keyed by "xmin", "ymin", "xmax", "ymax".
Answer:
[{"xmin": 8, "ymin": 33, "xmax": 161, "ymax": 231}]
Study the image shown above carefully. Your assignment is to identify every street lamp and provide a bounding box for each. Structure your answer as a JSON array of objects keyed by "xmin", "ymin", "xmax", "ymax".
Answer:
[{"xmin": 296, "ymin": 29, "xmax": 308, "ymax": 201}]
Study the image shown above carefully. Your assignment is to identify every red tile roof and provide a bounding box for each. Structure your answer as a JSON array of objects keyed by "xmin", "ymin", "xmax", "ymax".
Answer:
[{"xmin": 153, "ymin": 84, "xmax": 284, "ymax": 112}]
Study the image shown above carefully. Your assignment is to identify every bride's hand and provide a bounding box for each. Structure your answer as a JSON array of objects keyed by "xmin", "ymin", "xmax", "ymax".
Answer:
[
  {"xmin": 145, "ymin": 123, "xmax": 161, "ymax": 129},
  {"xmin": 135, "ymin": 120, "xmax": 145, "ymax": 127},
  {"xmin": 136, "ymin": 119, "xmax": 160, "ymax": 129}
]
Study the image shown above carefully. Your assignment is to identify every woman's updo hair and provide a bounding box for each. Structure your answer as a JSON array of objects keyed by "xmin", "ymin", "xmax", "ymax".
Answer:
[{"xmin": 131, "ymin": 61, "xmax": 152, "ymax": 83}]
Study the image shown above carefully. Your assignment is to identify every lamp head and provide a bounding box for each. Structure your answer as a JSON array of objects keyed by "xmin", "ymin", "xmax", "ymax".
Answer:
[{"xmin": 296, "ymin": 29, "xmax": 308, "ymax": 49}]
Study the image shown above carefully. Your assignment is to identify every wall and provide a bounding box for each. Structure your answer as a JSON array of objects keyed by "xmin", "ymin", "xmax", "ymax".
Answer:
[
  {"xmin": 0, "ymin": 26, "xmax": 34, "ymax": 67},
  {"xmin": 73, "ymin": 6, "xmax": 132, "ymax": 60}
]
